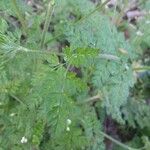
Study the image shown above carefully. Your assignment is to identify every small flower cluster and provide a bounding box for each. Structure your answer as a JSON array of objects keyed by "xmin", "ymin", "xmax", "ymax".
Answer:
[
  {"xmin": 21, "ymin": 136, "xmax": 28, "ymax": 144},
  {"xmin": 66, "ymin": 119, "xmax": 72, "ymax": 132}
]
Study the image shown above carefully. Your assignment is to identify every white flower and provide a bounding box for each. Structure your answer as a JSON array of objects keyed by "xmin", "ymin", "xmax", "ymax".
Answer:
[
  {"xmin": 136, "ymin": 31, "xmax": 143, "ymax": 36},
  {"xmin": 10, "ymin": 113, "xmax": 15, "ymax": 117},
  {"xmin": 66, "ymin": 127, "xmax": 70, "ymax": 132},
  {"xmin": 66, "ymin": 119, "xmax": 72, "ymax": 125},
  {"xmin": 125, "ymin": 64, "xmax": 129, "ymax": 70},
  {"xmin": 21, "ymin": 136, "xmax": 28, "ymax": 144}
]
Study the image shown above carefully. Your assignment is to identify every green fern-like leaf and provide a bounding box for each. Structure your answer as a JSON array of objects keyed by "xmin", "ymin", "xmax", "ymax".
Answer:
[
  {"xmin": 64, "ymin": 12, "xmax": 135, "ymax": 123},
  {"xmin": 122, "ymin": 99, "xmax": 150, "ymax": 129}
]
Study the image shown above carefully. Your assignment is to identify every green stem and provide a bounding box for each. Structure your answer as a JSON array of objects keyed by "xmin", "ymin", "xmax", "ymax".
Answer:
[
  {"xmin": 10, "ymin": 93, "xmax": 28, "ymax": 107},
  {"xmin": 12, "ymin": 0, "xmax": 27, "ymax": 34},
  {"xmin": 100, "ymin": 131, "xmax": 145, "ymax": 150},
  {"xmin": 18, "ymin": 46, "xmax": 64, "ymax": 56},
  {"xmin": 40, "ymin": 0, "xmax": 55, "ymax": 49}
]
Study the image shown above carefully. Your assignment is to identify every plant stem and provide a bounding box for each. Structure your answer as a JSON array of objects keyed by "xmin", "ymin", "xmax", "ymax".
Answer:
[
  {"xmin": 78, "ymin": 94, "xmax": 100, "ymax": 105},
  {"xmin": 40, "ymin": 0, "xmax": 55, "ymax": 49},
  {"xmin": 99, "ymin": 54, "xmax": 120, "ymax": 61},
  {"xmin": 18, "ymin": 47, "xmax": 64, "ymax": 56},
  {"xmin": 12, "ymin": 0, "xmax": 27, "ymax": 34},
  {"xmin": 100, "ymin": 131, "xmax": 145, "ymax": 150},
  {"xmin": 133, "ymin": 66, "xmax": 150, "ymax": 71},
  {"xmin": 10, "ymin": 93, "xmax": 28, "ymax": 107}
]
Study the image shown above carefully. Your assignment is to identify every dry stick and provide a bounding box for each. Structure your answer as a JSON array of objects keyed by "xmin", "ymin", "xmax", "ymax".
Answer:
[
  {"xmin": 78, "ymin": 94, "xmax": 100, "ymax": 105},
  {"xmin": 12, "ymin": 0, "xmax": 27, "ymax": 34},
  {"xmin": 99, "ymin": 54, "xmax": 120, "ymax": 61},
  {"xmin": 40, "ymin": 0, "xmax": 55, "ymax": 49},
  {"xmin": 133, "ymin": 66, "xmax": 150, "ymax": 71}
]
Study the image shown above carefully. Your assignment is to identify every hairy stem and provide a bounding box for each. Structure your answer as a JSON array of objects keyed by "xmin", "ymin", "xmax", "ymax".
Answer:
[
  {"xmin": 78, "ymin": 94, "xmax": 100, "ymax": 105},
  {"xmin": 40, "ymin": 0, "xmax": 55, "ymax": 49},
  {"xmin": 12, "ymin": 0, "xmax": 27, "ymax": 34}
]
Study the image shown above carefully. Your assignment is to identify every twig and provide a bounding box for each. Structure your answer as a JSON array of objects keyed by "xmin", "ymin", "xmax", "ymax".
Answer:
[
  {"xmin": 78, "ymin": 94, "xmax": 100, "ymax": 105},
  {"xmin": 99, "ymin": 54, "xmax": 120, "ymax": 61},
  {"xmin": 100, "ymin": 131, "xmax": 145, "ymax": 150},
  {"xmin": 133, "ymin": 66, "xmax": 150, "ymax": 71},
  {"xmin": 40, "ymin": 0, "xmax": 55, "ymax": 49},
  {"xmin": 10, "ymin": 93, "xmax": 27, "ymax": 107}
]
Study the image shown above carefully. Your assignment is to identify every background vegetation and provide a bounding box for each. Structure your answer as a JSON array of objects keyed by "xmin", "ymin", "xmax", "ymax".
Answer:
[{"xmin": 0, "ymin": 0, "xmax": 150, "ymax": 150}]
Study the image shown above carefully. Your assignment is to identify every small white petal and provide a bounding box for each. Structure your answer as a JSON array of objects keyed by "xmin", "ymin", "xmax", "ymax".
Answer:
[
  {"xmin": 21, "ymin": 136, "xmax": 28, "ymax": 144},
  {"xmin": 125, "ymin": 64, "xmax": 129, "ymax": 70},
  {"xmin": 10, "ymin": 113, "xmax": 15, "ymax": 117},
  {"xmin": 67, "ymin": 119, "xmax": 71, "ymax": 125},
  {"xmin": 66, "ymin": 127, "xmax": 70, "ymax": 132}
]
